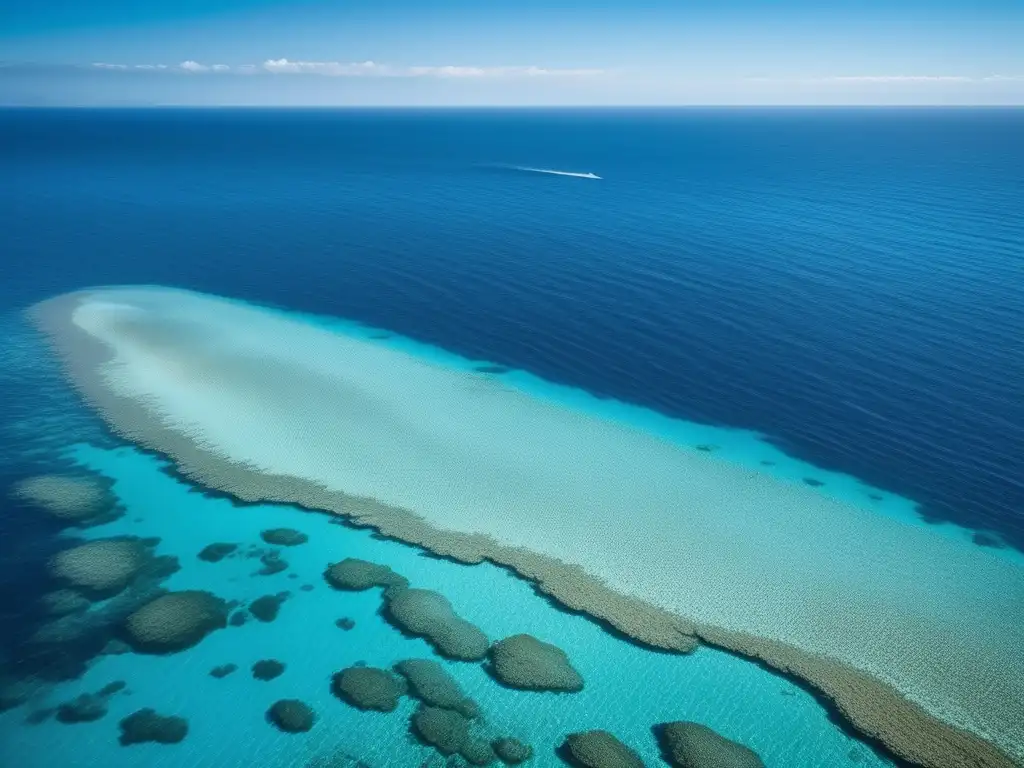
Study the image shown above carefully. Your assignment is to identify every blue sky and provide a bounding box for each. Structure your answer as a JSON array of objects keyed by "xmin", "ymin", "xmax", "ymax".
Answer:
[{"xmin": 2, "ymin": 0, "xmax": 1023, "ymax": 105}]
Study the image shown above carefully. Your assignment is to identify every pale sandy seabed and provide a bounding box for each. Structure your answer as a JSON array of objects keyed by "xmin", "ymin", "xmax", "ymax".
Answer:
[{"xmin": 28, "ymin": 286, "xmax": 1024, "ymax": 768}]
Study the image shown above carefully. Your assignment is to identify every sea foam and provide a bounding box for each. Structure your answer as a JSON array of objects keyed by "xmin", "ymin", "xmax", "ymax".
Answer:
[{"xmin": 34, "ymin": 286, "xmax": 1024, "ymax": 767}]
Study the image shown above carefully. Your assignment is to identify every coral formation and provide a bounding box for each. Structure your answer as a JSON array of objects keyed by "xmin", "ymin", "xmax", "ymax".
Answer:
[
  {"xmin": 410, "ymin": 705, "xmax": 471, "ymax": 756},
  {"xmin": 210, "ymin": 663, "xmax": 237, "ymax": 679},
  {"xmin": 331, "ymin": 666, "xmax": 407, "ymax": 712},
  {"xmin": 118, "ymin": 708, "xmax": 188, "ymax": 745},
  {"xmin": 198, "ymin": 542, "xmax": 237, "ymax": 562},
  {"xmin": 12, "ymin": 473, "xmax": 118, "ymax": 526},
  {"xmin": 49, "ymin": 538, "xmax": 147, "ymax": 600},
  {"xmin": 563, "ymin": 730, "xmax": 644, "ymax": 768},
  {"xmin": 462, "ymin": 738, "xmax": 498, "ymax": 766},
  {"xmin": 122, "ymin": 590, "xmax": 228, "ymax": 653},
  {"xmin": 324, "ymin": 558, "xmax": 408, "ymax": 591},
  {"xmin": 384, "ymin": 588, "xmax": 489, "ymax": 661},
  {"xmin": 249, "ymin": 592, "xmax": 289, "ymax": 622},
  {"xmin": 55, "ymin": 694, "xmax": 108, "ymax": 724},
  {"xmin": 394, "ymin": 658, "xmax": 480, "ymax": 718},
  {"xmin": 267, "ymin": 699, "xmax": 315, "ymax": 733},
  {"xmin": 252, "ymin": 659, "xmax": 286, "ymax": 681},
  {"xmin": 655, "ymin": 722, "xmax": 764, "ymax": 768},
  {"xmin": 54, "ymin": 682, "xmax": 124, "ymax": 725},
  {"xmin": 492, "ymin": 737, "xmax": 534, "ymax": 765},
  {"xmin": 256, "ymin": 552, "xmax": 288, "ymax": 575},
  {"xmin": 335, "ymin": 617, "xmax": 356, "ymax": 630},
  {"xmin": 488, "ymin": 634, "xmax": 583, "ymax": 692},
  {"xmin": 260, "ymin": 528, "xmax": 308, "ymax": 546}
]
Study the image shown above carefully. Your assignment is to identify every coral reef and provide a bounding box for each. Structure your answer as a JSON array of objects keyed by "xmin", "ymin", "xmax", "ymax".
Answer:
[
  {"xmin": 267, "ymin": 699, "xmax": 315, "ymax": 733},
  {"xmin": 562, "ymin": 730, "xmax": 644, "ymax": 768},
  {"xmin": 118, "ymin": 708, "xmax": 188, "ymax": 745},
  {"xmin": 410, "ymin": 705, "xmax": 471, "ymax": 756},
  {"xmin": 210, "ymin": 663, "xmax": 237, "ymax": 679},
  {"xmin": 33, "ymin": 287, "xmax": 1024, "ymax": 768},
  {"xmin": 256, "ymin": 552, "xmax": 289, "ymax": 575},
  {"xmin": 12, "ymin": 473, "xmax": 118, "ymax": 526},
  {"xmin": 488, "ymin": 634, "xmax": 583, "ymax": 692},
  {"xmin": 260, "ymin": 528, "xmax": 309, "ymax": 546},
  {"xmin": 655, "ymin": 722, "xmax": 764, "ymax": 768},
  {"xmin": 198, "ymin": 542, "xmax": 237, "ymax": 562},
  {"xmin": 249, "ymin": 592, "xmax": 289, "ymax": 622},
  {"xmin": 331, "ymin": 666, "xmax": 407, "ymax": 712},
  {"xmin": 252, "ymin": 659, "xmax": 286, "ymax": 681},
  {"xmin": 122, "ymin": 590, "xmax": 228, "ymax": 653},
  {"xmin": 335, "ymin": 617, "xmax": 356, "ymax": 631},
  {"xmin": 54, "ymin": 682, "xmax": 125, "ymax": 725},
  {"xmin": 394, "ymin": 658, "xmax": 480, "ymax": 718},
  {"xmin": 492, "ymin": 737, "xmax": 534, "ymax": 765},
  {"xmin": 324, "ymin": 558, "xmax": 408, "ymax": 591},
  {"xmin": 49, "ymin": 538, "xmax": 147, "ymax": 600},
  {"xmin": 384, "ymin": 588, "xmax": 489, "ymax": 661},
  {"xmin": 55, "ymin": 694, "xmax": 107, "ymax": 724}
]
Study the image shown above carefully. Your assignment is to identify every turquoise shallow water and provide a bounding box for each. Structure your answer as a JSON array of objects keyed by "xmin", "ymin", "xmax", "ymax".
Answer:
[{"xmin": 0, "ymin": 441, "xmax": 890, "ymax": 767}]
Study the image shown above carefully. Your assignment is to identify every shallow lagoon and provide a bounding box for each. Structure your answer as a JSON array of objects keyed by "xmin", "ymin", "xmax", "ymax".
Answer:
[{"xmin": 0, "ymin": 442, "xmax": 888, "ymax": 767}]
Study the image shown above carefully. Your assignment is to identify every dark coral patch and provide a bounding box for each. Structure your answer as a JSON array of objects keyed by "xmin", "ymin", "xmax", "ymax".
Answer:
[
  {"xmin": 394, "ymin": 658, "xmax": 479, "ymax": 718},
  {"xmin": 252, "ymin": 659, "xmax": 286, "ymax": 681},
  {"xmin": 562, "ymin": 730, "xmax": 643, "ymax": 768},
  {"xmin": 802, "ymin": 478, "xmax": 825, "ymax": 488},
  {"xmin": 267, "ymin": 699, "xmax": 315, "ymax": 733},
  {"xmin": 249, "ymin": 592, "xmax": 289, "ymax": 623},
  {"xmin": 331, "ymin": 666, "xmax": 406, "ymax": 712},
  {"xmin": 384, "ymin": 588, "xmax": 489, "ymax": 661},
  {"xmin": 122, "ymin": 590, "xmax": 229, "ymax": 654},
  {"xmin": 335, "ymin": 617, "xmax": 356, "ymax": 631},
  {"xmin": 256, "ymin": 552, "xmax": 288, "ymax": 576},
  {"xmin": 488, "ymin": 634, "xmax": 583, "ymax": 692},
  {"xmin": 198, "ymin": 543, "xmax": 237, "ymax": 563},
  {"xmin": 118, "ymin": 708, "xmax": 188, "ymax": 746},
  {"xmin": 55, "ymin": 694, "xmax": 107, "ymax": 724},
  {"xmin": 210, "ymin": 663, "xmax": 237, "ymax": 679},
  {"xmin": 655, "ymin": 721, "xmax": 764, "ymax": 768},
  {"xmin": 493, "ymin": 737, "xmax": 533, "ymax": 765},
  {"xmin": 260, "ymin": 528, "xmax": 308, "ymax": 546},
  {"xmin": 324, "ymin": 558, "xmax": 408, "ymax": 591}
]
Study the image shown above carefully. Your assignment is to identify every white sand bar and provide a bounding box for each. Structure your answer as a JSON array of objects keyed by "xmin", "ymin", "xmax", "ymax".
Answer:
[{"xmin": 39, "ymin": 287, "xmax": 1024, "ymax": 763}]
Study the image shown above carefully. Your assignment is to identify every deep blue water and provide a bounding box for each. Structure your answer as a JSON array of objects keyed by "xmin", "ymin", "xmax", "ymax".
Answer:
[{"xmin": 2, "ymin": 106, "xmax": 1022, "ymax": 558}]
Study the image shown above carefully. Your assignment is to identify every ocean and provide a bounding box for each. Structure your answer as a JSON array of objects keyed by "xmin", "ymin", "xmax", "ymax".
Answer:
[{"xmin": 0, "ymin": 107, "xmax": 1022, "ymax": 768}]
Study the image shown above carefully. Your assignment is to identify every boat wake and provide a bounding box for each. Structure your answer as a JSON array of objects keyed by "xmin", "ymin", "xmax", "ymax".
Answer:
[{"xmin": 514, "ymin": 166, "xmax": 602, "ymax": 179}]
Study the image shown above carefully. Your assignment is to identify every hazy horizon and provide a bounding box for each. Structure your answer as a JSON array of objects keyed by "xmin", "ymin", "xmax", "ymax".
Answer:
[{"xmin": 2, "ymin": 0, "xmax": 1023, "ymax": 106}]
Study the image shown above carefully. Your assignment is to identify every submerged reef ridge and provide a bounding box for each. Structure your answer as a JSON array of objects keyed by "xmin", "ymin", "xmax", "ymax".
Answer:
[
  {"xmin": 384, "ymin": 588, "xmax": 490, "ymax": 661},
  {"xmin": 563, "ymin": 730, "xmax": 645, "ymax": 768},
  {"xmin": 29, "ymin": 286, "xmax": 1024, "ymax": 768},
  {"xmin": 394, "ymin": 658, "xmax": 480, "ymax": 718},
  {"xmin": 118, "ymin": 708, "xmax": 188, "ymax": 745},
  {"xmin": 12, "ymin": 473, "xmax": 118, "ymax": 526},
  {"xmin": 49, "ymin": 538, "xmax": 148, "ymax": 600},
  {"xmin": 655, "ymin": 721, "xmax": 764, "ymax": 768},
  {"xmin": 331, "ymin": 666, "xmax": 407, "ymax": 712},
  {"xmin": 122, "ymin": 590, "xmax": 229, "ymax": 653},
  {"xmin": 488, "ymin": 634, "xmax": 584, "ymax": 692}
]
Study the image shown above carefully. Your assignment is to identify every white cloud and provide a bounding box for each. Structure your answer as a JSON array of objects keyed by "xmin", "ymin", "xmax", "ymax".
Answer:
[
  {"xmin": 748, "ymin": 74, "xmax": 1024, "ymax": 85},
  {"xmin": 816, "ymin": 75, "xmax": 972, "ymax": 83},
  {"xmin": 89, "ymin": 59, "xmax": 604, "ymax": 79}
]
